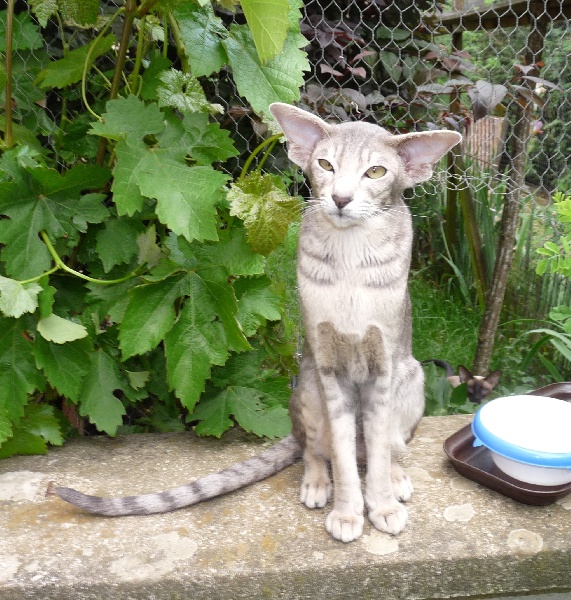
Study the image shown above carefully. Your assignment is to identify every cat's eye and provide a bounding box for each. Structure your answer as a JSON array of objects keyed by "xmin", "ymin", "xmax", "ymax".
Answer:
[
  {"xmin": 365, "ymin": 165, "xmax": 387, "ymax": 179},
  {"xmin": 318, "ymin": 159, "xmax": 334, "ymax": 172}
]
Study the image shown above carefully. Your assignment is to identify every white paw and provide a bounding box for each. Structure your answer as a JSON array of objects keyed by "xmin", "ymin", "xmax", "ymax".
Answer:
[
  {"xmin": 368, "ymin": 501, "xmax": 408, "ymax": 535},
  {"xmin": 325, "ymin": 509, "xmax": 364, "ymax": 543},
  {"xmin": 300, "ymin": 479, "xmax": 331, "ymax": 508},
  {"xmin": 392, "ymin": 467, "xmax": 414, "ymax": 502}
]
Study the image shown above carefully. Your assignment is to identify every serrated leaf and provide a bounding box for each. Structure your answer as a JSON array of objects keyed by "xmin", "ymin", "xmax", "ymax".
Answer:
[
  {"xmin": 191, "ymin": 386, "xmax": 290, "ymax": 438},
  {"xmin": 111, "ymin": 140, "xmax": 148, "ymax": 216},
  {"xmin": 180, "ymin": 113, "xmax": 238, "ymax": 165},
  {"xmin": 241, "ymin": 0, "xmax": 290, "ymax": 63},
  {"xmin": 28, "ymin": 0, "xmax": 58, "ymax": 27},
  {"xmin": 0, "ymin": 430, "xmax": 48, "ymax": 457},
  {"xmin": 223, "ymin": 22, "xmax": 309, "ymax": 115},
  {"xmin": 79, "ymin": 350, "xmax": 126, "ymax": 436},
  {"xmin": 59, "ymin": 0, "xmax": 100, "ymax": 24},
  {"xmin": 119, "ymin": 275, "xmax": 187, "ymax": 360},
  {"xmin": 73, "ymin": 193, "xmax": 110, "ymax": 231},
  {"xmin": 37, "ymin": 313, "xmax": 89, "ymax": 344},
  {"xmin": 171, "ymin": 226, "xmax": 265, "ymax": 276},
  {"xmin": 157, "ymin": 70, "xmax": 212, "ymax": 113},
  {"xmin": 0, "ymin": 276, "xmax": 42, "ymax": 318},
  {"xmin": 174, "ymin": 2, "xmax": 228, "ymax": 77},
  {"xmin": 95, "ymin": 219, "xmax": 143, "ymax": 272},
  {"xmin": 0, "ymin": 318, "xmax": 45, "ymax": 442},
  {"xmin": 0, "ymin": 163, "xmax": 111, "ymax": 279},
  {"xmin": 19, "ymin": 403, "xmax": 63, "ymax": 446},
  {"xmin": 137, "ymin": 225, "xmax": 162, "ymax": 268},
  {"xmin": 190, "ymin": 391, "xmax": 234, "ymax": 437},
  {"xmin": 127, "ymin": 370, "xmax": 150, "ymax": 390},
  {"xmin": 165, "ymin": 277, "xmax": 231, "ymax": 411},
  {"xmin": 228, "ymin": 172, "xmax": 301, "ymax": 255},
  {"xmin": 34, "ymin": 336, "xmax": 92, "ymax": 401},
  {"xmin": 37, "ymin": 34, "xmax": 115, "ymax": 89},
  {"xmin": 38, "ymin": 279, "xmax": 56, "ymax": 319},
  {"xmin": 0, "ymin": 11, "xmax": 43, "ymax": 52},
  {"xmin": 235, "ymin": 277, "xmax": 282, "ymax": 336},
  {"xmin": 137, "ymin": 156, "xmax": 229, "ymax": 243},
  {"xmin": 89, "ymin": 95, "xmax": 165, "ymax": 142}
]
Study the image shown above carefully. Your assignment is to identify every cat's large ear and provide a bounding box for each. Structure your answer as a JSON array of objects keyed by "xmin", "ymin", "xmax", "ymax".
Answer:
[
  {"xmin": 484, "ymin": 369, "xmax": 502, "ymax": 388},
  {"xmin": 269, "ymin": 103, "xmax": 330, "ymax": 171},
  {"xmin": 391, "ymin": 130, "xmax": 462, "ymax": 187}
]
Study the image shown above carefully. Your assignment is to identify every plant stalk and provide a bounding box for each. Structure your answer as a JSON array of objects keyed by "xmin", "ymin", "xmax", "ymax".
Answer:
[
  {"xmin": 3, "ymin": 0, "xmax": 15, "ymax": 149},
  {"xmin": 96, "ymin": 0, "xmax": 138, "ymax": 165}
]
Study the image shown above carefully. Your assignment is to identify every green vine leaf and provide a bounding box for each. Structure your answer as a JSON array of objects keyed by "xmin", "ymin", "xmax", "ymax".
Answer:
[
  {"xmin": 228, "ymin": 171, "xmax": 301, "ymax": 256},
  {"xmin": 34, "ymin": 336, "xmax": 92, "ymax": 402},
  {"xmin": 36, "ymin": 314, "xmax": 89, "ymax": 344},
  {"xmin": 89, "ymin": 95, "xmax": 165, "ymax": 142},
  {"xmin": 0, "ymin": 318, "xmax": 45, "ymax": 445},
  {"xmin": 174, "ymin": 2, "xmax": 228, "ymax": 77},
  {"xmin": 95, "ymin": 219, "xmax": 144, "ymax": 273},
  {"xmin": 235, "ymin": 276, "xmax": 282, "ymax": 337},
  {"xmin": 37, "ymin": 34, "xmax": 116, "ymax": 89},
  {"xmin": 165, "ymin": 277, "xmax": 231, "ymax": 412},
  {"xmin": 0, "ymin": 11, "xmax": 43, "ymax": 51},
  {"xmin": 0, "ymin": 404, "xmax": 63, "ymax": 458},
  {"xmin": 0, "ymin": 277, "xmax": 42, "ymax": 318},
  {"xmin": 223, "ymin": 21, "xmax": 308, "ymax": 115},
  {"xmin": 119, "ymin": 274, "xmax": 188, "ymax": 360},
  {"xmin": 137, "ymin": 156, "xmax": 229, "ymax": 244},
  {"xmin": 0, "ymin": 162, "xmax": 111, "ymax": 279},
  {"xmin": 58, "ymin": 0, "xmax": 100, "ymax": 25},
  {"xmin": 241, "ymin": 0, "xmax": 290, "ymax": 63},
  {"xmin": 78, "ymin": 350, "xmax": 127, "ymax": 436},
  {"xmin": 28, "ymin": 0, "xmax": 58, "ymax": 27},
  {"xmin": 157, "ymin": 69, "xmax": 218, "ymax": 113}
]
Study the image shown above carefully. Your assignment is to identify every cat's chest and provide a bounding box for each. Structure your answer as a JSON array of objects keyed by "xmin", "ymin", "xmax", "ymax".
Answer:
[{"xmin": 297, "ymin": 223, "xmax": 410, "ymax": 290}]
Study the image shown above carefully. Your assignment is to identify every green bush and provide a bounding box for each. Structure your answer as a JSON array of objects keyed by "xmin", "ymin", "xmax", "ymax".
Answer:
[{"xmin": 0, "ymin": 0, "xmax": 309, "ymax": 457}]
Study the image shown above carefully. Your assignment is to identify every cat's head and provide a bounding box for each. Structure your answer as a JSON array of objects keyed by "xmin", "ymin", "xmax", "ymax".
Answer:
[{"xmin": 270, "ymin": 103, "xmax": 461, "ymax": 227}]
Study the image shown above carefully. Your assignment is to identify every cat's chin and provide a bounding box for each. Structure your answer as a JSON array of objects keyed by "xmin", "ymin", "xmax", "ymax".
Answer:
[{"xmin": 323, "ymin": 210, "xmax": 362, "ymax": 229}]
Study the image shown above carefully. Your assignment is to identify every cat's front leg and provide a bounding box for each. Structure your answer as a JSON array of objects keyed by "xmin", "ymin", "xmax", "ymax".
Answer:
[
  {"xmin": 319, "ymin": 374, "xmax": 364, "ymax": 543},
  {"xmin": 362, "ymin": 379, "xmax": 408, "ymax": 536}
]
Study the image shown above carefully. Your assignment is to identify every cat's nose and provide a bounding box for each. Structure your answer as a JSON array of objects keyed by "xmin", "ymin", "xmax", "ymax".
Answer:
[{"xmin": 332, "ymin": 195, "xmax": 352, "ymax": 209}]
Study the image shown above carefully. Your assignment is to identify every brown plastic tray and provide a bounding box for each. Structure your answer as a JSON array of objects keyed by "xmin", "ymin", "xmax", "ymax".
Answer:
[{"xmin": 443, "ymin": 383, "xmax": 571, "ymax": 506}]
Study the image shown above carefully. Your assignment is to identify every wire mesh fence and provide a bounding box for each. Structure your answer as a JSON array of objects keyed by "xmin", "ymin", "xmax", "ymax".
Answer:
[{"xmin": 4, "ymin": 0, "xmax": 571, "ymax": 351}]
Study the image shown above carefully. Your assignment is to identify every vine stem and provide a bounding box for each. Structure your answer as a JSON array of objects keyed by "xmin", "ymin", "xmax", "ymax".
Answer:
[
  {"xmin": 40, "ymin": 231, "xmax": 144, "ymax": 286},
  {"xmin": 81, "ymin": 6, "xmax": 125, "ymax": 122},
  {"xmin": 3, "ymin": 0, "xmax": 15, "ymax": 149},
  {"xmin": 239, "ymin": 134, "xmax": 283, "ymax": 182}
]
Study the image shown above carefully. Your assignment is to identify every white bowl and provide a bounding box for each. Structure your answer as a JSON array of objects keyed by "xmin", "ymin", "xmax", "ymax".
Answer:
[{"xmin": 472, "ymin": 395, "xmax": 571, "ymax": 486}]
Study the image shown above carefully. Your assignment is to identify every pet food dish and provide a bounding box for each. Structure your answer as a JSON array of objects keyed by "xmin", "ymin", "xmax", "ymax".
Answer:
[{"xmin": 471, "ymin": 394, "xmax": 571, "ymax": 486}]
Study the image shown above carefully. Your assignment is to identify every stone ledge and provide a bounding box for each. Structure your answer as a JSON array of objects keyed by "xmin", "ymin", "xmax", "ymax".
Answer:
[{"xmin": 1, "ymin": 414, "xmax": 571, "ymax": 600}]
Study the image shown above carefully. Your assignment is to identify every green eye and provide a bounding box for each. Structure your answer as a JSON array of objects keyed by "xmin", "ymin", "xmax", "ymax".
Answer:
[
  {"xmin": 318, "ymin": 159, "xmax": 334, "ymax": 172},
  {"xmin": 365, "ymin": 165, "xmax": 386, "ymax": 179}
]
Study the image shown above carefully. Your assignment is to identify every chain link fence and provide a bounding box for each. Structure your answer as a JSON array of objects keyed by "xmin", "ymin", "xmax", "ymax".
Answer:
[{"xmin": 4, "ymin": 0, "xmax": 571, "ymax": 354}]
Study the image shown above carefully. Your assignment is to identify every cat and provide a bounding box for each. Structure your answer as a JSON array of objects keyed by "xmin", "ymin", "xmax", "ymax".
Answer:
[
  {"xmin": 422, "ymin": 359, "xmax": 502, "ymax": 404},
  {"xmin": 54, "ymin": 103, "xmax": 461, "ymax": 543}
]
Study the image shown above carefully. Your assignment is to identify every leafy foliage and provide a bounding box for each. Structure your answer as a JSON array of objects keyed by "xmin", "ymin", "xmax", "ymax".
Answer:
[{"xmin": 0, "ymin": 0, "xmax": 307, "ymax": 456}]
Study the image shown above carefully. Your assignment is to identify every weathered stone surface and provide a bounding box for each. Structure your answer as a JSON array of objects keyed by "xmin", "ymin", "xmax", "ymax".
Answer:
[{"xmin": 1, "ymin": 415, "xmax": 571, "ymax": 599}]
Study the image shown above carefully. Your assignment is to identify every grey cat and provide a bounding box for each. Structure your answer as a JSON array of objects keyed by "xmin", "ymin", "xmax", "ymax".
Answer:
[{"xmin": 55, "ymin": 103, "xmax": 461, "ymax": 543}]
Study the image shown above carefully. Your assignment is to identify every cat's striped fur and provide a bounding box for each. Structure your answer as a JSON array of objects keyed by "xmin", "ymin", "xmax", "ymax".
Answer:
[{"xmin": 55, "ymin": 104, "xmax": 461, "ymax": 542}]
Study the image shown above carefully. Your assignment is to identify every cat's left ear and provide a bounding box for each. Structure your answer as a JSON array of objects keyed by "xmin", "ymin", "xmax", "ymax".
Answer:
[
  {"xmin": 391, "ymin": 130, "xmax": 462, "ymax": 187},
  {"xmin": 269, "ymin": 103, "xmax": 330, "ymax": 171}
]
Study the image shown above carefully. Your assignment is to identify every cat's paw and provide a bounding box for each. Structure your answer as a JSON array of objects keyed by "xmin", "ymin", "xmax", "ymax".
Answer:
[
  {"xmin": 300, "ymin": 479, "xmax": 331, "ymax": 508},
  {"xmin": 325, "ymin": 509, "xmax": 364, "ymax": 543},
  {"xmin": 391, "ymin": 464, "xmax": 413, "ymax": 502},
  {"xmin": 368, "ymin": 501, "xmax": 408, "ymax": 535}
]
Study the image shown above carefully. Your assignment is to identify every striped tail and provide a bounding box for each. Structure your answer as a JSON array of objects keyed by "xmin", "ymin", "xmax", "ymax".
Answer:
[{"xmin": 55, "ymin": 434, "xmax": 302, "ymax": 517}]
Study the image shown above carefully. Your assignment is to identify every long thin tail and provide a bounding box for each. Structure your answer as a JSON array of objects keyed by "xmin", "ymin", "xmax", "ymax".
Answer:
[
  {"xmin": 421, "ymin": 358, "xmax": 455, "ymax": 378},
  {"xmin": 55, "ymin": 434, "xmax": 302, "ymax": 517}
]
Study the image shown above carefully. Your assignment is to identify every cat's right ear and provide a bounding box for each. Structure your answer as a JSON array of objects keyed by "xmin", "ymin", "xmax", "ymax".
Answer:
[{"xmin": 269, "ymin": 103, "xmax": 330, "ymax": 171}]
